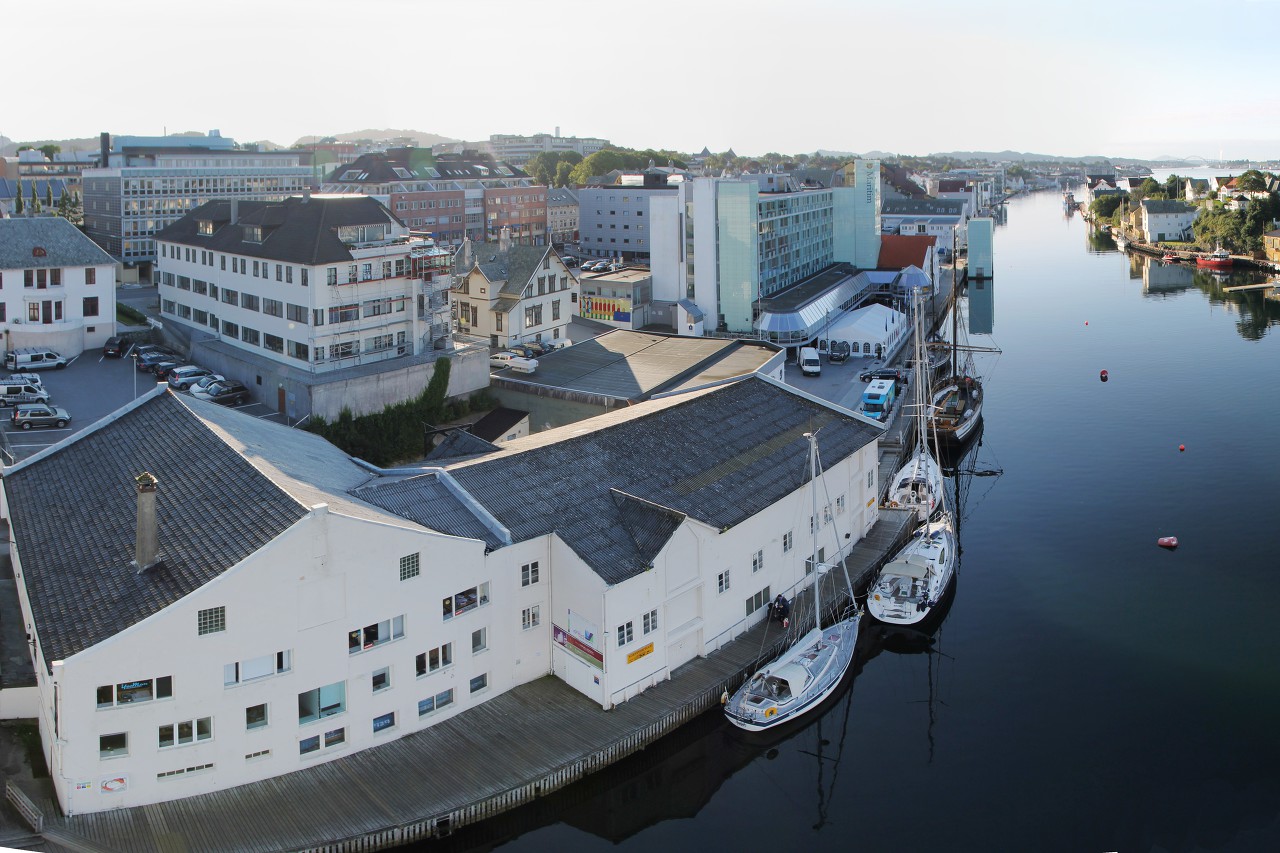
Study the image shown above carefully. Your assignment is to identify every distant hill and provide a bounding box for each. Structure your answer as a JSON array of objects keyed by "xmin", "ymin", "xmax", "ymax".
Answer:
[
  {"xmin": 293, "ymin": 129, "xmax": 457, "ymax": 149},
  {"xmin": 926, "ymin": 150, "xmax": 1121, "ymax": 164}
]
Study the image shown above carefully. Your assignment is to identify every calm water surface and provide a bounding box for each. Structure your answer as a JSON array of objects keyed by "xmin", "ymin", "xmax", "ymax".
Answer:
[{"xmin": 433, "ymin": 188, "xmax": 1280, "ymax": 853}]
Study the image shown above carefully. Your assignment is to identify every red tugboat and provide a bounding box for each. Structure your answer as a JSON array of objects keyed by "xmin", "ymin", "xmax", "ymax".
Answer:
[{"xmin": 1196, "ymin": 248, "xmax": 1233, "ymax": 269}]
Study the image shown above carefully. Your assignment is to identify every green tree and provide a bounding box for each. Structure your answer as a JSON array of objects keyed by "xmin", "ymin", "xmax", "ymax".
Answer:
[
  {"xmin": 1236, "ymin": 169, "xmax": 1268, "ymax": 193},
  {"xmin": 45, "ymin": 182, "xmax": 54, "ymax": 209},
  {"xmin": 1090, "ymin": 195, "xmax": 1124, "ymax": 219},
  {"xmin": 14, "ymin": 179, "xmax": 24, "ymax": 214},
  {"xmin": 38, "ymin": 144, "xmax": 60, "ymax": 159},
  {"xmin": 30, "ymin": 182, "xmax": 40, "ymax": 214},
  {"xmin": 1164, "ymin": 174, "xmax": 1183, "ymax": 198},
  {"xmin": 554, "ymin": 161, "xmax": 574, "ymax": 187}
]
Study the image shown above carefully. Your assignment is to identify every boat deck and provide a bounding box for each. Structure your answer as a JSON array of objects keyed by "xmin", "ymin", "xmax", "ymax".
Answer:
[{"xmin": 11, "ymin": 512, "xmax": 918, "ymax": 853}]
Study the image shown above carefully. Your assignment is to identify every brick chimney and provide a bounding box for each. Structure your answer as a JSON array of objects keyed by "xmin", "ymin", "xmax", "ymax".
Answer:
[{"xmin": 132, "ymin": 472, "xmax": 161, "ymax": 573}]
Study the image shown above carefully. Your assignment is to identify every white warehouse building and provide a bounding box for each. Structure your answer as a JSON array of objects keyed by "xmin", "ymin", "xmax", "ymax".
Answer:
[{"xmin": 2, "ymin": 375, "xmax": 881, "ymax": 815}]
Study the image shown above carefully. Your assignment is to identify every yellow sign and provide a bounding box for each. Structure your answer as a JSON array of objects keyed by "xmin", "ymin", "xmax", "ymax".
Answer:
[{"xmin": 626, "ymin": 642, "xmax": 654, "ymax": 664}]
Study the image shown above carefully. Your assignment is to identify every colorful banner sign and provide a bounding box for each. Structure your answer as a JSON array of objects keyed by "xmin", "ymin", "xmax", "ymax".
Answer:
[
  {"xmin": 553, "ymin": 623, "xmax": 604, "ymax": 670},
  {"xmin": 581, "ymin": 295, "xmax": 632, "ymax": 324}
]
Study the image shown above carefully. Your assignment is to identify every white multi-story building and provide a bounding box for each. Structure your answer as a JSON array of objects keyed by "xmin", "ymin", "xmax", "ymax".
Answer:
[
  {"xmin": 485, "ymin": 131, "xmax": 609, "ymax": 165},
  {"xmin": 154, "ymin": 195, "xmax": 452, "ymax": 373},
  {"xmin": 2, "ymin": 374, "xmax": 881, "ymax": 815},
  {"xmin": 1140, "ymin": 199, "xmax": 1199, "ymax": 242},
  {"xmin": 0, "ymin": 217, "xmax": 117, "ymax": 356}
]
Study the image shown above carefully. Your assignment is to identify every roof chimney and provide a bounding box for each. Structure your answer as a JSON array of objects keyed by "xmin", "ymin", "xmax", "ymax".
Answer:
[
  {"xmin": 229, "ymin": 199, "xmax": 239, "ymax": 224},
  {"xmin": 99, "ymin": 132, "xmax": 110, "ymax": 167},
  {"xmin": 499, "ymin": 226, "xmax": 512, "ymax": 253},
  {"xmin": 132, "ymin": 472, "xmax": 162, "ymax": 573},
  {"xmin": 462, "ymin": 235, "xmax": 472, "ymax": 270}
]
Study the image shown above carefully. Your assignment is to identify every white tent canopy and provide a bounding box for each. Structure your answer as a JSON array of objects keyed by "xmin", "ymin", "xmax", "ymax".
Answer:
[{"xmin": 818, "ymin": 302, "xmax": 908, "ymax": 359}]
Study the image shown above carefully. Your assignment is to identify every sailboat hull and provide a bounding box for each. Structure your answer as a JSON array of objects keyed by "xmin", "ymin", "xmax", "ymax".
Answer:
[
  {"xmin": 929, "ymin": 378, "xmax": 983, "ymax": 445},
  {"xmin": 724, "ymin": 616, "xmax": 861, "ymax": 732},
  {"xmin": 867, "ymin": 515, "xmax": 958, "ymax": 626}
]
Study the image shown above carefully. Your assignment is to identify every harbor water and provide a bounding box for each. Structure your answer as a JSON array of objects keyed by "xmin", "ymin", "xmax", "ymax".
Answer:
[{"xmin": 431, "ymin": 187, "xmax": 1280, "ymax": 853}]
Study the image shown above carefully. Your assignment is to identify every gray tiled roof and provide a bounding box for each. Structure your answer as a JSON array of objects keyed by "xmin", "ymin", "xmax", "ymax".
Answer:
[
  {"xmin": 155, "ymin": 196, "xmax": 401, "ymax": 266},
  {"xmin": 350, "ymin": 474, "xmax": 502, "ymax": 548},
  {"xmin": 1141, "ymin": 199, "xmax": 1195, "ymax": 214},
  {"xmin": 425, "ymin": 429, "xmax": 499, "ymax": 461},
  {"xmin": 470, "ymin": 243, "xmax": 551, "ymax": 297},
  {"xmin": 882, "ymin": 198, "xmax": 965, "ymax": 216},
  {"xmin": 0, "ymin": 217, "xmax": 115, "ymax": 270},
  {"xmin": 356, "ymin": 377, "xmax": 880, "ymax": 585},
  {"xmin": 3, "ymin": 393, "xmax": 310, "ymax": 669},
  {"xmin": 546, "ymin": 187, "xmax": 579, "ymax": 207}
]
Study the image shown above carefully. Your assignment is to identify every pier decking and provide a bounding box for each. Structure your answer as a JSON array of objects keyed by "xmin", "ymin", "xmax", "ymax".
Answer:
[{"xmin": 11, "ymin": 512, "xmax": 917, "ymax": 853}]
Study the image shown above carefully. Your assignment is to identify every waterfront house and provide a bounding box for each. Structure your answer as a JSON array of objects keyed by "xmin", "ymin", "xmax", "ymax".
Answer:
[
  {"xmin": 1262, "ymin": 229, "xmax": 1280, "ymax": 266},
  {"xmin": 0, "ymin": 374, "xmax": 881, "ymax": 815},
  {"xmin": 0, "ymin": 216, "xmax": 117, "ymax": 356},
  {"xmin": 1184, "ymin": 178, "xmax": 1210, "ymax": 202},
  {"xmin": 451, "ymin": 231, "xmax": 578, "ymax": 349},
  {"xmin": 1140, "ymin": 199, "xmax": 1198, "ymax": 243}
]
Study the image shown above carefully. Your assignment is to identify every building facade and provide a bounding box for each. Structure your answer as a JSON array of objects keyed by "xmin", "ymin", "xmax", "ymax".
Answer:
[
  {"xmin": 452, "ymin": 234, "xmax": 577, "ymax": 348},
  {"xmin": 0, "ymin": 217, "xmax": 117, "ymax": 356},
  {"xmin": 82, "ymin": 140, "xmax": 311, "ymax": 268},
  {"xmin": 154, "ymin": 196, "xmax": 453, "ymax": 374},
  {"xmin": 546, "ymin": 187, "xmax": 579, "ymax": 245},
  {"xmin": 3, "ymin": 375, "xmax": 880, "ymax": 816},
  {"xmin": 1140, "ymin": 199, "xmax": 1198, "ymax": 242},
  {"xmin": 485, "ymin": 131, "xmax": 608, "ymax": 165},
  {"xmin": 577, "ymin": 176, "xmax": 676, "ymax": 263}
]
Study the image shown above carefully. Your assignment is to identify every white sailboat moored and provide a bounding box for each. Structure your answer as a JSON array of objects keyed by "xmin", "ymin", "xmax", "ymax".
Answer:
[
  {"xmin": 887, "ymin": 288, "xmax": 943, "ymax": 522},
  {"xmin": 867, "ymin": 514, "xmax": 957, "ymax": 626},
  {"xmin": 724, "ymin": 433, "xmax": 861, "ymax": 732}
]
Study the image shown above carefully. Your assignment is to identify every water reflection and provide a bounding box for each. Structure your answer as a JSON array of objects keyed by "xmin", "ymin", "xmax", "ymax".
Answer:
[{"xmin": 1130, "ymin": 254, "xmax": 1280, "ymax": 338}]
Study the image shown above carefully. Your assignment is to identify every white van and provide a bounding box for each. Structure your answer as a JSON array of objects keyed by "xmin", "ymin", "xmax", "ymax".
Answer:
[
  {"xmin": 799, "ymin": 347, "xmax": 821, "ymax": 377},
  {"xmin": 489, "ymin": 352, "xmax": 538, "ymax": 373},
  {"xmin": 5, "ymin": 348, "xmax": 68, "ymax": 371},
  {"xmin": 0, "ymin": 382, "xmax": 51, "ymax": 407}
]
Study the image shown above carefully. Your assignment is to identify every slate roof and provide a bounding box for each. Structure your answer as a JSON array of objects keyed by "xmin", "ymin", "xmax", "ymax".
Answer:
[
  {"xmin": 1141, "ymin": 199, "xmax": 1195, "ymax": 214},
  {"xmin": 469, "ymin": 243, "xmax": 551, "ymax": 297},
  {"xmin": 349, "ymin": 474, "xmax": 502, "ymax": 548},
  {"xmin": 937, "ymin": 179, "xmax": 968, "ymax": 193},
  {"xmin": 470, "ymin": 408, "xmax": 528, "ymax": 443},
  {"xmin": 882, "ymin": 198, "xmax": 965, "ymax": 217},
  {"xmin": 546, "ymin": 187, "xmax": 579, "ymax": 207},
  {"xmin": 0, "ymin": 216, "xmax": 116, "ymax": 270},
  {"xmin": 3, "ymin": 392, "xmax": 310, "ymax": 669},
  {"xmin": 878, "ymin": 234, "xmax": 937, "ymax": 269},
  {"xmin": 154, "ymin": 196, "xmax": 401, "ymax": 265},
  {"xmin": 425, "ymin": 429, "xmax": 500, "ymax": 461},
  {"xmin": 0, "ymin": 178, "xmax": 71, "ymax": 204},
  {"xmin": 355, "ymin": 377, "xmax": 880, "ymax": 585}
]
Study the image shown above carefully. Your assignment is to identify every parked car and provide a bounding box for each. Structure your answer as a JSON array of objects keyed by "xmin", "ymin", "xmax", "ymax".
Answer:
[
  {"xmin": 190, "ymin": 380, "xmax": 250, "ymax": 406},
  {"xmin": 0, "ymin": 382, "xmax": 51, "ymax": 407},
  {"xmin": 187, "ymin": 374, "xmax": 226, "ymax": 394},
  {"xmin": 103, "ymin": 336, "xmax": 127, "ymax": 358},
  {"xmin": 5, "ymin": 348, "xmax": 67, "ymax": 371},
  {"xmin": 10, "ymin": 403, "xmax": 70, "ymax": 430},
  {"xmin": 149, "ymin": 361, "xmax": 182, "ymax": 379},
  {"xmin": 2, "ymin": 373, "xmax": 43, "ymax": 388},
  {"xmin": 168, "ymin": 366, "xmax": 215, "ymax": 390},
  {"xmin": 509, "ymin": 344, "xmax": 538, "ymax": 359},
  {"xmin": 859, "ymin": 366, "xmax": 908, "ymax": 385},
  {"xmin": 524, "ymin": 341, "xmax": 548, "ymax": 357},
  {"xmin": 135, "ymin": 351, "xmax": 176, "ymax": 372}
]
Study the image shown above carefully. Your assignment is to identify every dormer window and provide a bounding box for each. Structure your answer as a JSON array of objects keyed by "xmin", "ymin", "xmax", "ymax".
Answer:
[
  {"xmin": 243, "ymin": 225, "xmax": 263, "ymax": 243},
  {"xmin": 197, "ymin": 220, "xmax": 214, "ymax": 236}
]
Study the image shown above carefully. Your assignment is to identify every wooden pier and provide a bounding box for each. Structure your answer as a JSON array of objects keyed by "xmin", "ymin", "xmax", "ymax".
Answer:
[{"xmin": 11, "ymin": 512, "xmax": 917, "ymax": 853}]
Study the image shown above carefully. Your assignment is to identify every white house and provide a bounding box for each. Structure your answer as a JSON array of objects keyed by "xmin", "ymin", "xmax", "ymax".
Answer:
[
  {"xmin": 1140, "ymin": 199, "xmax": 1199, "ymax": 242},
  {"xmin": 451, "ymin": 231, "xmax": 577, "ymax": 349},
  {"xmin": 0, "ymin": 216, "xmax": 117, "ymax": 356},
  {"xmin": 2, "ymin": 375, "xmax": 882, "ymax": 815}
]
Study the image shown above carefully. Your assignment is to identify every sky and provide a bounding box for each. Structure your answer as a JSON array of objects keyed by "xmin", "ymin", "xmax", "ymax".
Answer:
[{"xmin": 6, "ymin": 0, "xmax": 1280, "ymax": 162}]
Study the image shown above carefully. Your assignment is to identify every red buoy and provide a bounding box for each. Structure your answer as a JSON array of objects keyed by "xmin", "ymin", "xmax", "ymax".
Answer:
[
  {"xmin": 1158, "ymin": 536, "xmax": 1179, "ymax": 550},
  {"xmin": 1100, "ymin": 369, "xmax": 1109, "ymax": 382},
  {"xmin": 1179, "ymin": 444, "xmax": 1185, "ymax": 452}
]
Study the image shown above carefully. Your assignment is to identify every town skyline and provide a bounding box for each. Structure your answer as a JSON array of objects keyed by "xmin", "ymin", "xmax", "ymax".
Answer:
[{"xmin": 8, "ymin": 0, "xmax": 1280, "ymax": 163}]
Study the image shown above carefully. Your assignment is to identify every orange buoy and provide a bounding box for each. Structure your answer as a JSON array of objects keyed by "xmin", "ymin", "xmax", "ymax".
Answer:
[
  {"xmin": 1179, "ymin": 444, "xmax": 1185, "ymax": 452},
  {"xmin": 1158, "ymin": 536, "xmax": 1178, "ymax": 550}
]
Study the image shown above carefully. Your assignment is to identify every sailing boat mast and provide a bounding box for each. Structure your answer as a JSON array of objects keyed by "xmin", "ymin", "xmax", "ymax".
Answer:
[{"xmin": 807, "ymin": 431, "xmax": 821, "ymax": 628}]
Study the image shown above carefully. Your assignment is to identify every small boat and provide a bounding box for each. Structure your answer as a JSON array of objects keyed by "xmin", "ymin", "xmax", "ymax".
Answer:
[
  {"xmin": 1162, "ymin": 253, "xmax": 1178, "ymax": 263},
  {"xmin": 724, "ymin": 433, "xmax": 861, "ymax": 732},
  {"xmin": 1196, "ymin": 248, "xmax": 1233, "ymax": 269},
  {"xmin": 867, "ymin": 515, "xmax": 958, "ymax": 626}
]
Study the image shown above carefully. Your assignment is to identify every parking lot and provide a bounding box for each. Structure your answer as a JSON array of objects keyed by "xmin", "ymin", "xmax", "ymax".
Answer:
[{"xmin": 0, "ymin": 348, "xmax": 282, "ymax": 465}]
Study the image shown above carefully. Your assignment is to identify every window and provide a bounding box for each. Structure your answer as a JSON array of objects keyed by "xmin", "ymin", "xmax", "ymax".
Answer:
[
  {"xmin": 157, "ymin": 762, "xmax": 214, "ymax": 780},
  {"xmin": 99, "ymin": 732, "xmax": 128, "ymax": 758},
  {"xmin": 298, "ymin": 681, "xmax": 346, "ymax": 724},
  {"xmin": 222, "ymin": 320, "xmax": 239, "ymax": 338},
  {"xmin": 224, "ymin": 650, "xmax": 292, "ymax": 685},
  {"xmin": 469, "ymin": 673, "xmax": 488, "ymax": 694},
  {"xmin": 472, "ymin": 627, "xmax": 488, "ymax": 654},
  {"xmin": 79, "ymin": 295, "xmax": 99, "ymax": 318},
  {"xmin": 96, "ymin": 676, "xmax": 173, "ymax": 708},
  {"xmin": 263, "ymin": 298, "xmax": 283, "ymax": 317},
  {"xmin": 300, "ymin": 727, "xmax": 346, "ymax": 755},
  {"xmin": 286, "ymin": 303, "xmax": 307, "ymax": 323},
  {"xmin": 552, "ymin": 300, "xmax": 561, "ymax": 321},
  {"xmin": 643, "ymin": 609, "xmax": 658, "ymax": 635},
  {"xmin": 522, "ymin": 605, "xmax": 540, "ymax": 630},
  {"xmin": 85, "ymin": 268, "xmax": 96, "ymax": 285},
  {"xmin": 718, "ymin": 570, "xmax": 731, "ymax": 594},
  {"xmin": 400, "ymin": 553, "xmax": 420, "ymax": 581},
  {"xmin": 371, "ymin": 667, "xmax": 391, "ymax": 693},
  {"xmin": 221, "ymin": 288, "xmax": 238, "ymax": 305},
  {"xmin": 328, "ymin": 304, "xmax": 358, "ymax": 324},
  {"xmin": 416, "ymin": 643, "xmax": 453, "ymax": 676},
  {"xmin": 521, "ymin": 561, "xmax": 539, "ymax": 587},
  {"xmin": 441, "ymin": 582, "xmax": 490, "ymax": 620},
  {"xmin": 617, "ymin": 621, "xmax": 634, "ymax": 646},
  {"xmin": 241, "ymin": 293, "xmax": 260, "ymax": 312},
  {"xmin": 348, "ymin": 615, "xmax": 406, "ymax": 654},
  {"xmin": 198, "ymin": 606, "xmax": 225, "ymax": 635},
  {"xmin": 264, "ymin": 333, "xmax": 284, "ymax": 353},
  {"xmin": 245, "ymin": 703, "xmax": 268, "ymax": 731},
  {"xmin": 373, "ymin": 712, "xmax": 396, "ymax": 733},
  {"xmin": 276, "ymin": 264, "xmax": 284, "ymax": 282},
  {"xmin": 752, "ymin": 549, "xmax": 764, "ymax": 573},
  {"xmin": 301, "ymin": 268, "xmax": 309, "ymax": 287},
  {"xmin": 418, "ymin": 688, "xmax": 454, "ymax": 716},
  {"xmin": 158, "ymin": 717, "xmax": 212, "ymax": 749},
  {"xmin": 783, "ymin": 531, "xmax": 793, "ymax": 552},
  {"xmin": 836, "ymin": 495, "xmax": 846, "ymax": 515},
  {"xmin": 746, "ymin": 586, "xmax": 772, "ymax": 616},
  {"xmin": 326, "ymin": 268, "xmax": 337, "ymax": 286}
]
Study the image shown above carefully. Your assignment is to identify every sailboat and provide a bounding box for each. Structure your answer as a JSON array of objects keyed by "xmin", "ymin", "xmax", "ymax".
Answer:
[
  {"xmin": 724, "ymin": 432, "xmax": 861, "ymax": 732},
  {"xmin": 886, "ymin": 288, "xmax": 943, "ymax": 521},
  {"xmin": 866, "ymin": 508, "xmax": 958, "ymax": 626},
  {"xmin": 927, "ymin": 287, "xmax": 985, "ymax": 446}
]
